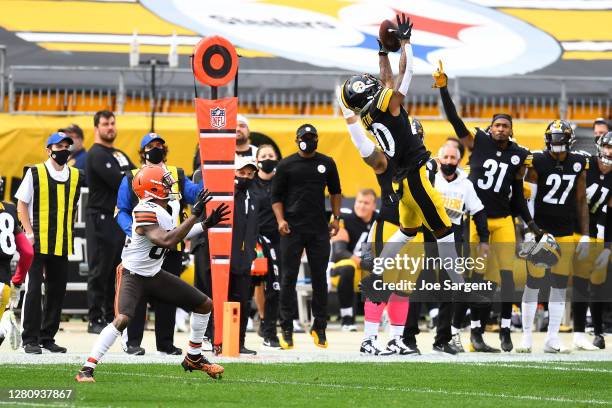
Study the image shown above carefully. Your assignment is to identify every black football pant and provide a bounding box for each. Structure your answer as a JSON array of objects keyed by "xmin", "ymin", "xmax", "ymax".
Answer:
[
  {"xmin": 280, "ymin": 231, "xmax": 330, "ymax": 332},
  {"xmin": 86, "ymin": 210, "xmax": 123, "ymax": 324},
  {"xmin": 22, "ymin": 253, "xmax": 68, "ymax": 346},
  {"xmin": 125, "ymin": 250, "xmax": 181, "ymax": 351},
  {"xmin": 259, "ymin": 233, "xmax": 281, "ymax": 339}
]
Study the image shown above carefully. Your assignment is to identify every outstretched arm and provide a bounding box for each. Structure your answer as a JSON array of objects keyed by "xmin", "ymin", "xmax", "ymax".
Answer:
[
  {"xmin": 378, "ymin": 40, "xmax": 394, "ymax": 89},
  {"xmin": 387, "ymin": 14, "xmax": 414, "ymax": 116}
]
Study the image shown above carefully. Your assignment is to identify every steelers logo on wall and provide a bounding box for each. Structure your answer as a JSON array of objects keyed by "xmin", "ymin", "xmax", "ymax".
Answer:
[{"xmin": 192, "ymin": 36, "xmax": 239, "ymax": 87}]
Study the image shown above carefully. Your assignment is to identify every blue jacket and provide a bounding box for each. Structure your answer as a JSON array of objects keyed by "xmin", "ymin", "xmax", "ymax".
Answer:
[{"xmin": 116, "ymin": 166, "xmax": 202, "ymax": 237}]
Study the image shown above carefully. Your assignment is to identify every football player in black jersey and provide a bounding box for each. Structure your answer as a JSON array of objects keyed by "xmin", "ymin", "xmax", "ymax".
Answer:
[
  {"xmin": 330, "ymin": 189, "xmax": 378, "ymax": 332},
  {"xmin": 517, "ymin": 120, "xmax": 590, "ymax": 354},
  {"xmin": 572, "ymin": 132, "xmax": 612, "ymax": 350},
  {"xmin": 435, "ymin": 61, "xmax": 540, "ymax": 352}
]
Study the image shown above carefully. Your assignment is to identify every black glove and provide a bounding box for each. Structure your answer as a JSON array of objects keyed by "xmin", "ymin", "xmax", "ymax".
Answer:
[
  {"xmin": 377, "ymin": 38, "xmax": 389, "ymax": 56},
  {"xmin": 395, "ymin": 13, "xmax": 413, "ymax": 41},
  {"xmin": 192, "ymin": 189, "xmax": 213, "ymax": 218},
  {"xmin": 203, "ymin": 203, "xmax": 231, "ymax": 229},
  {"xmin": 527, "ymin": 221, "xmax": 543, "ymax": 239}
]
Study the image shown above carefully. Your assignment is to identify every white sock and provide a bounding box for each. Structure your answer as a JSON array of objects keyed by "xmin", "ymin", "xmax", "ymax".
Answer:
[
  {"xmin": 390, "ymin": 324, "xmax": 404, "ymax": 338},
  {"xmin": 340, "ymin": 307, "xmax": 353, "ymax": 318},
  {"xmin": 470, "ymin": 320, "xmax": 481, "ymax": 329},
  {"xmin": 429, "ymin": 308, "xmax": 439, "ymax": 320},
  {"xmin": 521, "ymin": 286, "xmax": 539, "ymax": 348},
  {"xmin": 451, "ymin": 325, "xmax": 460, "ymax": 335},
  {"xmin": 501, "ymin": 318, "xmax": 511, "ymax": 329},
  {"xmin": 436, "ymin": 232, "xmax": 463, "ymax": 282},
  {"xmin": 547, "ymin": 288, "xmax": 566, "ymax": 343},
  {"xmin": 188, "ymin": 312, "xmax": 210, "ymax": 355},
  {"xmin": 363, "ymin": 321, "xmax": 379, "ymax": 340},
  {"xmin": 84, "ymin": 324, "xmax": 121, "ymax": 369}
]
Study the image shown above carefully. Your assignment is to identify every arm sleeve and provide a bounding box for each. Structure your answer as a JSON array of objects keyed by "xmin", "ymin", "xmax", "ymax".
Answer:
[
  {"xmin": 12, "ymin": 232, "xmax": 34, "ymax": 285},
  {"xmin": 185, "ymin": 222, "xmax": 204, "ymax": 240},
  {"xmin": 472, "ymin": 209, "xmax": 489, "ymax": 243},
  {"xmin": 326, "ymin": 159, "xmax": 342, "ymax": 195},
  {"xmin": 116, "ymin": 176, "xmax": 134, "ymax": 237},
  {"xmin": 510, "ymin": 178, "xmax": 533, "ymax": 224},
  {"xmin": 182, "ymin": 176, "xmax": 203, "ymax": 205},
  {"xmin": 271, "ymin": 163, "xmax": 288, "ymax": 204},
  {"xmin": 439, "ymin": 86, "xmax": 471, "ymax": 139}
]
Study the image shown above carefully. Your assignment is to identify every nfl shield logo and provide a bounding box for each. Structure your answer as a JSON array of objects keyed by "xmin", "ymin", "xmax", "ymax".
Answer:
[{"xmin": 210, "ymin": 107, "xmax": 226, "ymax": 129}]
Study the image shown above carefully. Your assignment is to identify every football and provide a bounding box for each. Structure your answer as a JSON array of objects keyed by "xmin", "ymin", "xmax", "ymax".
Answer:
[{"xmin": 379, "ymin": 19, "xmax": 400, "ymax": 52}]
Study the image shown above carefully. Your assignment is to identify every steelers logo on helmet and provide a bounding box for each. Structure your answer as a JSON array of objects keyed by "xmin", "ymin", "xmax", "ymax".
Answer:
[
  {"xmin": 597, "ymin": 131, "xmax": 612, "ymax": 166},
  {"xmin": 545, "ymin": 119, "xmax": 575, "ymax": 153},
  {"xmin": 341, "ymin": 73, "xmax": 383, "ymax": 113}
]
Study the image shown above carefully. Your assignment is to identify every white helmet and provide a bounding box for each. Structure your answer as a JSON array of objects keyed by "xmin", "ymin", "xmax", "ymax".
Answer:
[{"xmin": 519, "ymin": 232, "xmax": 561, "ymax": 268}]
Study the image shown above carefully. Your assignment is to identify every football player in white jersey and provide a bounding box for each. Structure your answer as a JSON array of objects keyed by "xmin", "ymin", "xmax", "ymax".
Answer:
[{"xmin": 76, "ymin": 165, "xmax": 230, "ymax": 382}]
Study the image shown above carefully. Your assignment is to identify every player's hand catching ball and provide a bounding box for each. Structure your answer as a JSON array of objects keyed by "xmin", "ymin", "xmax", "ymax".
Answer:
[
  {"xmin": 192, "ymin": 188, "xmax": 213, "ymax": 218},
  {"xmin": 395, "ymin": 13, "xmax": 413, "ymax": 42},
  {"xmin": 432, "ymin": 60, "xmax": 448, "ymax": 88},
  {"xmin": 203, "ymin": 203, "xmax": 231, "ymax": 229}
]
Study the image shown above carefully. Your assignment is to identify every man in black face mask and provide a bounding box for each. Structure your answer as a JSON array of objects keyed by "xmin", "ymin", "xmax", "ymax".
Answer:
[
  {"xmin": 272, "ymin": 124, "xmax": 342, "ymax": 350},
  {"xmin": 15, "ymin": 132, "xmax": 84, "ymax": 353},
  {"xmin": 115, "ymin": 132, "xmax": 202, "ymax": 355}
]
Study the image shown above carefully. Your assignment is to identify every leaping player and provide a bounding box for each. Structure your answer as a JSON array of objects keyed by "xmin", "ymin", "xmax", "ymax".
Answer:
[{"xmin": 76, "ymin": 165, "xmax": 230, "ymax": 382}]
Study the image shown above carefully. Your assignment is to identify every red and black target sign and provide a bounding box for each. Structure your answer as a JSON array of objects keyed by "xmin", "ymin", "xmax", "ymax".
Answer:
[{"xmin": 192, "ymin": 36, "xmax": 239, "ymax": 87}]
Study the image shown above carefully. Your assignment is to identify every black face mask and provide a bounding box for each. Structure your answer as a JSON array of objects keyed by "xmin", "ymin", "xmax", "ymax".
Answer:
[
  {"xmin": 235, "ymin": 176, "xmax": 252, "ymax": 191},
  {"xmin": 298, "ymin": 139, "xmax": 317, "ymax": 154},
  {"xmin": 50, "ymin": 149, "xmax": 71, "ymax": 166},
  {"xmin": 440, "ymin": 163, "xmax": 458, "ymax": 176},
  {"xmin": 145, "ymin": 147, "xmax": 165, "ymax": 164},
  {"xmin": 258, "ymin": 159, "xmax": 278, "ymax": 174}
]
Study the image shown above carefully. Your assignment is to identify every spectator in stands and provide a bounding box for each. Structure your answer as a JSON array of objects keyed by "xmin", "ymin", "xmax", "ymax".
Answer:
[
  {"xmin": 593, "ymin": 118, "xmax": 611, "ymax": 143},
  {"xmin": 62, "ymin": 124, "xmax": 88, "ymax": 174},
  {"xmin": 115, "ymin": 133, "xmax": 201, "ymax": 355},
  {"xmin": 272, "ymin": 124, "xmax": 342, "ymax": 350},
  {"xmin": 15, "ymin": 132, "xmax": 84, "ymax": 353},
  {"xmin": 85, "ymin": 111, "xmax": 136, "ymax": 334},
  {"xmin": 330, "ymin": 189, "xmax": 377, "ymax": 332}
]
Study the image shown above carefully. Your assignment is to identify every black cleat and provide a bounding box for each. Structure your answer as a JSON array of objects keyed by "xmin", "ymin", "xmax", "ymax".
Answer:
[
  {"xmin": 239, "ymin": 346, "xmax": 257, "ymax": 355},
  {"xmin": 433, "ymin": 342, "xmax": 458, "ymax": 355},
  {"xmin": 279, "ymin": 330, "xmax": 294, "ymax": 350},
  {"xmin": 87, "ymin": 319, "xmax": 105, "ymax": 334},
  {"xmin": 593, "ymin": 334, "xmax": 605, "ymax": 350},
  {"xmin": 341, "ymin": 316, "xmax": 357, "ymax": 332},
  {"xmin": 23, "ymin": 343, "xmax": 42, "ymax": 354},
  {"xmin": 123, "ymin": 345, "xmax": 146, "ymax": 355},
  {"xmin": 402, "ymin": 335, "xmax": 421, "ymax": 355},
  {"xmin": 159, "ymin": 345, "xmax": 182, "ymax": 355},
  {"xmin": 470, "ymin": 329, "xmax": 501, "ymax": 353},
  {"xmin": 499, "ymin": 328, "xmax": 513, "ymax": 352},
  {"xmin": 310, "ymin": 327, "xmax": 328, "ymax": 348},
  {"xmin": 41, "ymin": 342, "xmax": 67, "ymax": 353},
  {"xmin": 182, "ymin": 354, "xmax": 223, "ymax": 379},
  {"xmin": 263, "ymin": 336, "xmax": 281, "ymax": 348},
  {"xmin": 75, "ymin": 367, "xmax": 95, "ymax": 383}
]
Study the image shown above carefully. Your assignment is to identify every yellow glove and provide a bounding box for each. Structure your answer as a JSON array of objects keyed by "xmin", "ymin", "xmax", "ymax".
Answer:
[{"xmin": 432, "ymin": 60, "xmax": 448, "ymax": 88}]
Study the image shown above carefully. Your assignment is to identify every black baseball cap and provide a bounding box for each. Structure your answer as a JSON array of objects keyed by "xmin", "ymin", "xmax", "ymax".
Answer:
[{"xmin": 296, "ymin": 124, "xmax": 318, "ymax": 138}]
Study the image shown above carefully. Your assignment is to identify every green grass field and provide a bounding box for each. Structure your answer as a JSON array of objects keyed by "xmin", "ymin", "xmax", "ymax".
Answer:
[{"xmin": 0, "ymin": 362, "xmax": 610, "ymax": 407}]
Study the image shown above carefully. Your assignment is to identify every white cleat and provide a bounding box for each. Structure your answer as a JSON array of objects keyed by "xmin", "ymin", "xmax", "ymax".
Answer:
[
  {"xmin": 386, "ymin": 336, "xmax": 420, "ymax": 355},
  {"xmin": 360, "ymin": 336, "xmax": 393, "ymax": 356},
  {"xmin": 573, "ymin": 336, "xmax": 599, "ymax": 351},
  {"xmin": 1, "ymin": 311, "xmax": 21, "ymax": 350},
  {"xmin": 544, "ymin": 339, "xmax": 571, "ymax": 354}
]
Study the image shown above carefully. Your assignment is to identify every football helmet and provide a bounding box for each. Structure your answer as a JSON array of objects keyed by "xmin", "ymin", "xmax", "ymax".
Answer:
[
  {"xmin": 597, "ymin": 131, "xmax": 612, "ymax": 166},
  {"xmin": 519, "ymin": 232, "xmax": 561, "ymax": 268},
  {"xmin": 340, "ymin": 74, "xmax": 383, "ymax": 113},
  {"xmin": 409, "ymin": 116, "xmax": 424, "ymax": 140},
  {"xmin": 132, "ymin": 165, "xmax": 178, "ymax": 200},
  {"xmin": 545, "ymin": 120, "xmax": 575, "ymax": 153}
]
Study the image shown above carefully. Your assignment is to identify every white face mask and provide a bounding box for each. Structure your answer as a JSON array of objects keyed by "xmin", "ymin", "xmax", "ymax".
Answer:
[{"xmin": 550, "ymin": 145, "xmax": 566, "ymax": 153}]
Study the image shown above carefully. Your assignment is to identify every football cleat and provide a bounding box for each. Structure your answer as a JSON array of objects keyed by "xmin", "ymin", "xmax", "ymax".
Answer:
[
  {"xmin": 386, "ymin": 336, "xmax": 420, "ymax": 355},
  {"xmin": 433, "ymin": 342, "xmax": 458, "ymax": 355},
  {"xmin": 182, "ymin": 354, "xmax": 224, "ymax": 379},
  {"xmin": 279, "ymin": 330, "xmax": 294, "ymax": 350},
  {"xmin": 544, "ymin": 339, "xmax": 571, "ymax": 354},
  {"xmin": 402, "ymin": 335, "xmax": 421, "ymax": 355},
  {"xmin": 450, "ymin": 333, "xmax": 465, "ymax": 353},
  {"xmin": 360, "ymin": 336, "xmax": 393, "ymax": 356},
  {"xmin": 263, "ymin": 337, "xmax": 281, "ymax": 349},
  {"xmin": 593, "ymin": 334, "xmax": 605, "ymax": 350},
  {"xmin": 499, "ymin": 328, "xmax": 513, "ymax": 352},
  {"xmin": 310, "ymin": 327, "xmax": 328, "ymax": 349},
  {"xmin": 341, "ymin": 316, "xmax": 357, "ymax": 332},
  {"xmin": 573, "ymin": 335, "xmax": 598, "ymax": 351},
  {"xmin": 470, "ymin": 329, "xmax": 501, "ymax": 353},
  {"xmin": 75, "ymin": 367, "xmax": 95, "ymax": 383}
]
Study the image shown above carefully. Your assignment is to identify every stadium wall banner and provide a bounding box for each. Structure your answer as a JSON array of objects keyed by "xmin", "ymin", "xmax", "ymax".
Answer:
[
  {"xmin": 0, "ymin": 114, "xmax": 550, "ymax": 202},
  {"xmin": 140, "ymin": 0, "xmax": 561, "ymax": 76}
]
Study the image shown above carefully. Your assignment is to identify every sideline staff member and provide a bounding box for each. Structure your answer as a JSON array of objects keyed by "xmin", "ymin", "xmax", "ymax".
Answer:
[
  {"xmin": 272, "ymin": 124, "xmax": 342, "ymax": 350},
  {"xmin": 86, "ymin": 111, "xmax": 135, "ymax": 333},
  {"xmin": 16, "ymin": 132, "xmax": 83, "ymax": 353}
]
